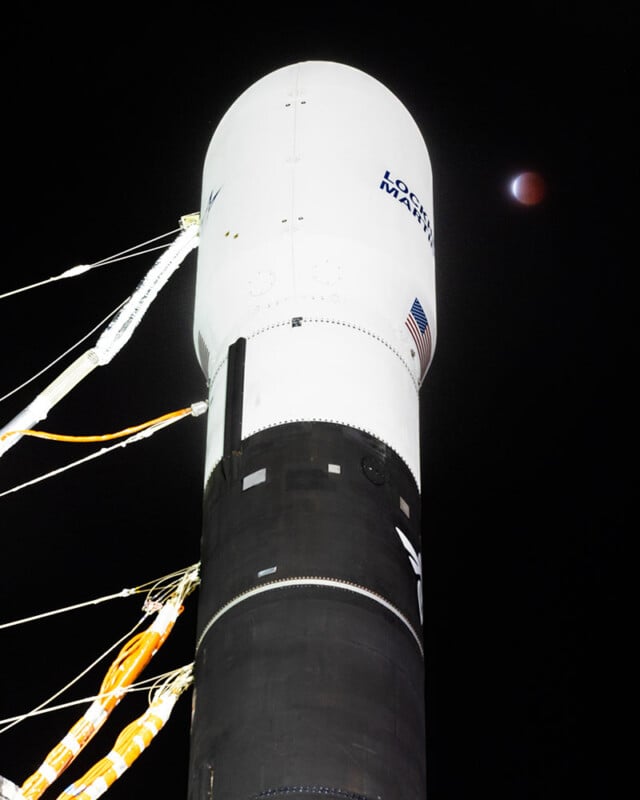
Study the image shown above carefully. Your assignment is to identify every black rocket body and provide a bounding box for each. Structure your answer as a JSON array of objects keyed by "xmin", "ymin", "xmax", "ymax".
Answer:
[{"xmin": 189, "ymin": 62, "xmax": 436, "ymax": 800}]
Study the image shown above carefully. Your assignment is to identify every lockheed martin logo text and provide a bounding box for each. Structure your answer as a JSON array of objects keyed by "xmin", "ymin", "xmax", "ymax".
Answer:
[{"xmin": 380, "ymin": 170, "xmax": 433, "ymax": 248}]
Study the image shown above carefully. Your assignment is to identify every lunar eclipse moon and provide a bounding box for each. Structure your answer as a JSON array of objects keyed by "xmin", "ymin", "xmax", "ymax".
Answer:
[{"xmin": 510, "ymin": 171, "xmax": 546, "ymax": 205}]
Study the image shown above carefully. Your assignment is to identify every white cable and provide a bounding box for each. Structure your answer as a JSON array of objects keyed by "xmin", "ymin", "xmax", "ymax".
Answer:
[
  {"xmin": 0, "ymin": 350, "xmax": 101, "ymax": 457},
  {"xmin": 0, "ymin": 666, "xmax": 194, "ymax": 726},
  {"xmin": 87, "ymin": 228, "xmax": 181, "ymax": 268},
  {"xmin": 144, "ymin": 664, "xmax": 194, "ymax": 703},
  {"xmin": 0, "ymin": 562, "xmax": 199, "ymax": 628},
  {"xmin": 0, "ymin": 571, "xmax": 199, "ymax": 732},
  {"xmin": 0, "ymin": 405, "xmax": 200, "ymax": 499},
  {"xmin": 0, "ymin": 589, "xmax": 136, "ymax": 630},
  {"xmin": 0, "ymin": 221, "xmax": 200, "ymax": 458},
  {"xmin": 0, "ymin": 296, "xmax": 130, "ymax": 405},
  {"xmin": 0, "ymin": 616, "xmax": 149, "ymax": 735},
  {"xmin": 135, "ymin": 563, "xmax": 201, "ymax": 594},
  {"xmin": 53, "ymin": 667, "xmax": 193, "ymax": 800},
  {"xmin": 0, "ymin": 228, "xmax": 181, "ymax": 301},
  {"xmin": 82, "ymin": 243, "xmax": 173, "ymax": 269}
]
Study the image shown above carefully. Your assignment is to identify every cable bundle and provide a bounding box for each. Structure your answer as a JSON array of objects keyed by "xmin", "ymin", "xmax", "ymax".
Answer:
[
  {"xmin": 56, "ymin": 665, "xmax": 193, "ymax": 800},
  {"xmin": 19, "ymin": 568, "xmax": 198, "ymax": 800}
]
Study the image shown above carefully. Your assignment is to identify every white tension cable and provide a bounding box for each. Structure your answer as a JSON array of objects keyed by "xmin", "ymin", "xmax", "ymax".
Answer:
[
  {"xmin": 0, "ymin": 218, "xmax": 199, "ymax": 459},
  {"xmin": 0, "ymin": 227, "xmax": 183, "ymax": 301}
]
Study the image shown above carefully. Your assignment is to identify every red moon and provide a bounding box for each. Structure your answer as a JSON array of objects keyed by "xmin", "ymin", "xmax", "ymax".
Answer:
[{"xmin": 510, "ymin": 171, "xmax": 546, "ymax": 205}]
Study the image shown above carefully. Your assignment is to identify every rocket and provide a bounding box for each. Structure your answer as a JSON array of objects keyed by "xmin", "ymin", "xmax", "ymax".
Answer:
[{"xmin": 189, "ymin": 61, "xmax": 436, "ymax": 799}]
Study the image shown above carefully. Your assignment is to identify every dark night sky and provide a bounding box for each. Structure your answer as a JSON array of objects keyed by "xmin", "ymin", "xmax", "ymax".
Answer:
[{"xmin": 0, "ymin": 6, "xmax": 630, "ymax": 799}]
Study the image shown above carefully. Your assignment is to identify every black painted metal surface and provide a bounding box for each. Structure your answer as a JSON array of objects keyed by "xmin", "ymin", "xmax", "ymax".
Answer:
[{"xmin": 188, "ymin": 418, "xmax": 426, "ymax": 799}]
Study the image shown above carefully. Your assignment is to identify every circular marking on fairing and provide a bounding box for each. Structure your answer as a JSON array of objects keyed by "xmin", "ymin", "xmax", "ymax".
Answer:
[
  {"xmin": 312, "ymin": 261, "xmax": 342, "ymax": 286},
  {"xmin": 248, "ymin": 270, "xmax": 276, "ymax": 296},
  {"xmin": 196, "ymin": 577, "xmax": 423, "ymax": 657}
]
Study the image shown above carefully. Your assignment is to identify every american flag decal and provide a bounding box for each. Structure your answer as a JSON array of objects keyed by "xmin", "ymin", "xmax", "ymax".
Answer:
[{"xmin": 405, "ymin": 297, "xmax": 432, "ymax": 379}]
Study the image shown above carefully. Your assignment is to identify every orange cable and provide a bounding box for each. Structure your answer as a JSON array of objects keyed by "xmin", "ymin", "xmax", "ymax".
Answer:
[
  {"xmin": 20, "ymin": 602, "xmax": 182, "ymax": 800},
  {"xmin": 0, "ymin": 407, "xmax": 192, "ymax": 444},
  {"xmin": 56, "ymin": 685, "xmax": 186, "ymax": 800}
]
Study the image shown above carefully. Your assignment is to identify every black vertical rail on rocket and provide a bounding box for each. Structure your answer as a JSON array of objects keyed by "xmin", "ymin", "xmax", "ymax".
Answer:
[
  {"xmin": 189, "ymin": 418, "xmax": 426, "ymax": 799},
  {"xmin": 221, "ymin": 337, "xmax": 245, "ymax": 483}
]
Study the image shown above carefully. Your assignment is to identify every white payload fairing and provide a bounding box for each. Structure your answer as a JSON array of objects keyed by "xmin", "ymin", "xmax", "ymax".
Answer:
[
  {"xmin": 193, "ymin": 60, "xmax": 435, "ymax": 486},
  {"xmin": 190, "ymin": 61, "xmax": 436, "ymax": 799}
]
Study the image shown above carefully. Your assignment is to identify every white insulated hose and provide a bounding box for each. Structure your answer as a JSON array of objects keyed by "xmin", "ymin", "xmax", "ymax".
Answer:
[{"xmin": 0, "ymin": 219, "xmax": 199, "ymax": 459}]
